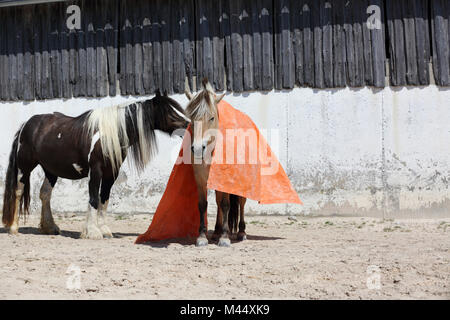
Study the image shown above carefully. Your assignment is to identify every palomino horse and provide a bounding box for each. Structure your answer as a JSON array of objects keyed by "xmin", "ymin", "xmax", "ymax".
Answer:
[
  {"xmin": 2, "ymin": 91, "xmax": 188, "ymax": 239},
  {"xmin": 185, "ymin": 79, "xmax": 247, "ymax": 247}
]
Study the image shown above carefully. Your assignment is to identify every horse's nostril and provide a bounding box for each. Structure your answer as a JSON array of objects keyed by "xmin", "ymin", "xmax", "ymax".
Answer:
[
  {"xmin": 202, "ymin": 145, "xmax": 206, "ymax": 150},
  {"xmin": 191, "ymin": 145, "xmax": 194, "ymax": 152}
]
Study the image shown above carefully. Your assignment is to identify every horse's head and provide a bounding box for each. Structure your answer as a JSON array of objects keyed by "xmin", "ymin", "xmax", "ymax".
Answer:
[
  {"xmin": 185, "ymin": 78, "xmax": 225, "ymax": 161},
  {"xmin": 151, "ymin": 90, "xmax": 189, "ymax": 136}
]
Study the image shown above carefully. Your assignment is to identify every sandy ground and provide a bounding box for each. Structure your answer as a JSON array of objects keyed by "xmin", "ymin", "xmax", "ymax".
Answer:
[{"xmin": 0, "ymin": 213, "xmax": 448, "ymax": 300}]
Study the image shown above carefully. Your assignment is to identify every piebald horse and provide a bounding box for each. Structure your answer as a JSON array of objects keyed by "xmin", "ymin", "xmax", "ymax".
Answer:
[
  {"xmin": 185, "ymin": 79, "xmax": 247, "ymax": 247},
  {"xmin": 2, "ymin": 92, "xmax": 188, "ymax": 239}
]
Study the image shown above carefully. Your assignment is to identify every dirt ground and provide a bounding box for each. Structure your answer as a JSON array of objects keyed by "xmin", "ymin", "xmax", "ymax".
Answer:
[{"xmin": 0, "ymin": 213, "xmax": 448, "ymax": 300}]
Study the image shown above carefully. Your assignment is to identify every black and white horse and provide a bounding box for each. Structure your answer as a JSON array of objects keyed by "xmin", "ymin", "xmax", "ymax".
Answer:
[{"xmin": 2, "ymin": 92, "xmax": 188, "ymax": 239}]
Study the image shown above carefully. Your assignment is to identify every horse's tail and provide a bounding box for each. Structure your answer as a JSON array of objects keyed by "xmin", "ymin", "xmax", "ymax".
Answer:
[
  {"xmin": 228, "ymin": 194, "xmax": 240, "ymax": 233},
  {"xmin": 2, "ymin": 130, "xmax": 20, "ymax": 227}
]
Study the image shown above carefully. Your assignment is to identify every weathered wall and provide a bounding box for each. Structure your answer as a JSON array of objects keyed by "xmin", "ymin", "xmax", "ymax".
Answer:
[{"xmin": 0, "ymin": 86, "xmax": 449, "ymax": 217}]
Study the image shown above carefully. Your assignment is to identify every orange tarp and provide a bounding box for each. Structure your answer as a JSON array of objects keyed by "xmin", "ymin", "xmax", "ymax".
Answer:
[{"xmin": 135, "ymin": 101, "xmax": 301, "ymax": 243}]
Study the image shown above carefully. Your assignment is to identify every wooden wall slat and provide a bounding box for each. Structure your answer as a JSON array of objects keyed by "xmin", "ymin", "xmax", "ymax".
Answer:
[
  {"xmin": 414, "ymin": 0, "xmax": 430, "ymax": 85},
  {"xmin": 2, "ymin": 0, "xmax": 449, "ymax": 102},
  {"xmin": 76, "ymin": 1, "xmax": 87, "ymax": 98},
  {"xmin": 23, "ymin": 6, "xmax": 35, "ymax": 101},
  {"xmin": 151, "ymin": 0, "xmax": 162, "ymax": 93},
  {"xmin": 431, "ymin": 0, "xmax": 450, "ymax": 86},
  {"xmin": 141, "ymin": 0, "xmax": 154, "ymax": 95},
  {"xmin": 96, "ymin": 0, "xmax": 108, "ymax": 97},
  {"xmin": 133, "ymin": 0, "xmax": 144, "ymax": 96},
  {"xmin": 105, "ymin": 0, "xmax": 118, "ymax": 96},
  {"xmin": 161, "ymin": 0, "xmax": 173, "ymax": 94},
  {"xmin": 0, "ymin": 8, "xmax": 9, "ymax": 100},
  {"xmin": 16, "ymin": 6, "xmax": 24, "ymax": 100},
  {"xmin": 370, "ymin": 0, "xmax": 386, "ymax": 87},
  {"xmin": 7, "ymin": 7, "xmax": 18, "ymax": 100},
  {"xmin": 229, "ymin": 0, "xmax": 243, "ymax": 92},
  {"xmin": 332, "ymin": 0, "xmax": 346, "ymax": 88},
  {"xmin": 60, "ymin": 2, "xmax": 71, "ymax": 99}
]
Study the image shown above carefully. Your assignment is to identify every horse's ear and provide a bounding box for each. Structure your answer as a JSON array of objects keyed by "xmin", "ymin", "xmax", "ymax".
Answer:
[
  {"xmin": 155, "ymin": 89, "xmax": 162, "ymax": 96},
  {"xmin": 185, "ymin": 90, "xmax": 193, "ymax": 100},
  {"xmin": 163, "ymin": 90, "xmax": 168, "ymax": 96},
  {"xmin": 215, "ymin": 93, "xmax": 225, "ymax": 104}
]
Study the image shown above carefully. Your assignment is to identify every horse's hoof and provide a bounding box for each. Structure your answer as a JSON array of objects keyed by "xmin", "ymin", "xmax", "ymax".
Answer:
[
  {"xmin": 218, "ymin": 238, "xmax": 231, "ymax": 247},
  {"xmin": 237, "ymin": 232, "xmax": 247, "ymax": 241},
  {"xmin": 80, "ymin": 226, "xmax": 103, "ymax": 240},
  {"xmin": 196, "ymin": 237, "xmax": 208, "ymax": 247},
  {"xmin": 8, "ymin": 226, "xmax": 19, "ymax": 235},
  {"xmin": 39, "ymin": 224, "xmax": 60, "ymax": 235},
  {"xmin": 99, "ymin": 225, "xmax": 113, "ymax": 239}
]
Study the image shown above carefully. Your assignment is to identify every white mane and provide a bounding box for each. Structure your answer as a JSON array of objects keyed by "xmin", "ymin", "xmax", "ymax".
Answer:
[{"xmin": 85, "ymin": 101, "xmax": 151, "ymax": 175}]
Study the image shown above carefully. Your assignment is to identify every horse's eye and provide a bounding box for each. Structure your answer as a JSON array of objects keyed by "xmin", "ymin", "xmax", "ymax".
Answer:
[{"xmin": 209, "ymin": 117, "xmax": 215, "ymax": 122}]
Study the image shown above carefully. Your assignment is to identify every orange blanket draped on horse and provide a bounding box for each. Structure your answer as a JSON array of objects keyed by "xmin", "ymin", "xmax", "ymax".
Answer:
[{"xmin": 135, "ymin": 101, "xmax": 301, "ymax": 243}]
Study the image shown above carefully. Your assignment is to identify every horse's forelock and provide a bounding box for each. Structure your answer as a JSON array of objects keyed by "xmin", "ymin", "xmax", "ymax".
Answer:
[{"xmin": 186, "ymin": 89, "xmax": 217, "ymax": 121}]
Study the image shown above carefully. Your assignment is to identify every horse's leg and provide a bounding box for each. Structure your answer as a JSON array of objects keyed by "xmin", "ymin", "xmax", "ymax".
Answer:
[
  {"xmin": 81, "ymin": 164, "xmax": 103, "ymax": 240},
  {"xmin": 217, "ymin": 191, "xmax": 231, "ymax": 247},
  {"xmin": 38, "ymin": 171, "xmax": 60, "ymax": 235},
  {"xmin": 237, "ymin": 197, "xmax": 247, "ymax": 241},
  {"xmin": 97, "ymin": 178, "xmax": 115, "ymax": 238},
  {"xmin": 8, "ymin": 170, "xmax": 25, "ymax": 235},
  {"xmin": 212, "ymin": 193, "xmax": 223, "ymax": 241},
  {"xmin": 196, "ymin": 188, "xmax": 208, "ymax": 247}
]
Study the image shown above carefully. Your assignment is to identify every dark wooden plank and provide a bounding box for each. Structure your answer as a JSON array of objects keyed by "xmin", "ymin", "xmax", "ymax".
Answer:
[
  {"xmin": 260, "ymin": 0, "xmax": 273, "ymax": 90},
  {"xmin": 403, "ymin": 0, "xmax": 419, "ymax": 85},
  {"xmin": 251, "ymin": 0, "xmax": 262, "ymax": 90},
  {"xmin": 352, "ymin": 0, "xmax": 364, "ymax": 87},
  {"xmin": 105, "ymin": 0, "xmax": 118, "ymax": 96},
  {"xmin": 23, "ymin": 6, "xmax": 35, "ymax": 101},
  {"xmin": 242, "ymin": 0, "xmax": 254, "ymax": 91},
  {"xmin": 161, "ymin": 0, "xmax": 173, "ymax": 94},
  {"xmin": 414, "ymin": 0, "xmax": 430, "ymax": 85},
  {"xmin": 141, "ymin": 0, "xmax": 154, "ymax": 94},
  {"xmin": 133, "ymin": 0, "xmax": 144, "ymax": 95},
  {"xmin": 222, "ymin": 0, "xmax": 233, "ymax": 91},
  {"xmin": 196, "ymin": 0, "xmax": 213, "ymax": 88},
  {"xmin": 371, "ymin": 0, "xmax": 386, "ymax": 87},
  {"xmin": 182, "ymin": 0, "xmax": 195, "ymax": 92},
  {"xmin": 322, "ymin": 0, "xmax": 333, "ymax": 87},
  {"xmin": 362, "ymin": 0, "xmax": 373, "ymax": 86},
  {"xmin": 85, "ymin": 0, "xmax": 96, "ymax": 97},
  {"xmin": 76, "ymin": 0, "xmax": 87, "ymax": 97},
  {"xmin": 343, "ymin": 1, "xmax": 356, "ymax": 87},
  {"xmin": 15, "ymin": 6, "xmax": 24, "ymax": 100},
  {"xmin": 230, "ymin": 0, "xmax": 243, "ymax": 92},
  {"xmin": 172, "ymin": 0, "xmax": 183, "ymax": 93},
  {"xmin": 119, "ymin": 0, "xmax": 127, "ymax": 95},
  {"xmin": 60, "ymin": 2, "xmax": 71, "ymax": 99},
  {"xmin": 124, "ymin": 0, "xmax": 135, "ymax": 95},
  {"xmin": 8, "ymin": 7, "xmax": 18, "ymax": 100},
  {"xmin": 41, "ymin": 4, "xmax": 52, "ymax": 99},
  {"xmin": 151, "ymin": 0, "xmax": 162, "ymax": 92},
  {"xmin": 332, "ymin": 0, "xmax": 346, "ymax": 87},
  {"xmin": 273, "ymin": 0, "xmax": 282, "ymax": 89},
  {"xmin": 68, "ymin": 1, "xmax": 79, "ymax": 97},
  {"xmin": 431, "ymin": 0, "xmax": 450, "ymax": 86},
  {"xmin": 279, "ymin": 0, "xmax": 295, "ymax": 89},
  {"xmin": 291, "ymin": 0, "xmax": 304, "ymax": 87},
  {"xmin": 213, "ymin": 0, "xmax": 225, "ymax": 91},
  {"xmin": 302, "ymin": 1, "xmax": 314, "ymax": 87},
  {"xmin": 50, "ymin": 3, "xmax": 62, "ymax": 98},
  {"xmin": 0, "ymin": 8, "xmax": 8, "ymax": 100},
  {"xmin": 312, "ymin": 0, "xmax": 323, "ymax": 88},
  {"xmin": 96, "ymin": 0, "xmax": 108, "ymax": 97}
]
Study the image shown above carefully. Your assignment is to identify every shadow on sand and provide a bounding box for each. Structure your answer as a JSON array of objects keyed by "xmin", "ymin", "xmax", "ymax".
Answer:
[{"xmin": 137, "ymin": 231, "xmax": 285, "ymax": 248}]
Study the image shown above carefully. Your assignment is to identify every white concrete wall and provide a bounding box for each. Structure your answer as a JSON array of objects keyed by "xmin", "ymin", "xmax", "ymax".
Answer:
[{"xmin": 0, "ymin": 86, "xmax": 449, "ymax": 217}]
